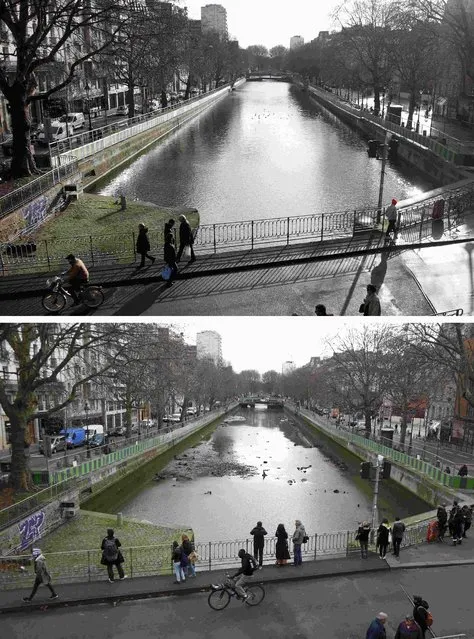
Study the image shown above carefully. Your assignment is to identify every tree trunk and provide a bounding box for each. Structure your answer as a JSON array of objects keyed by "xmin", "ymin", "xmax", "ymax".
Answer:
[
  {"xmin": 407, "ymin": 96, "xmax": 416, "ymax": 130},
  {"xmin": 373, "ymin": 85, "xmax": 381, "ymax": 116},
  {"xmin": 7, "ymin": 83, "xmax": 39, "ymax": 179},
  {"xmin": 184, "ymin": 74, "xmax": 192, "ymax": 100},
  {"xmin": 8, "ymin": 414, "xmax": 35, "ymax": 491},
  {"xmin": 125, "ymin": 389, "xmax": 133, "ymax": 437},
  {"xmin": 161, "ymin": 89, "xmax": 168, "ymax": 108}
]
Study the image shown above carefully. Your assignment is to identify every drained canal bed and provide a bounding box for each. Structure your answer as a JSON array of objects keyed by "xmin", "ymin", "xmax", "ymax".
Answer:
[{"xmin": 120, "ymin": 408, "xmax": 430, "ymax": 541}]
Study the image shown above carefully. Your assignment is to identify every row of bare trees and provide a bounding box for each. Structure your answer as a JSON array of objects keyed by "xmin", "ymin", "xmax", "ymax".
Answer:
[
  {"xmin": 0, "ymin": 323, "xmax": 248, "ymax": 492},
  {"xmin": 282, "ymin": 324, "xmax": 474, "ymax": 449},
  {"xmin": 0, "ymin": 1, "xmax": 248, "ymax": 178},
  {"xmin": 284, "ymin": 0, "xmax": 473, "ymax": 126}
]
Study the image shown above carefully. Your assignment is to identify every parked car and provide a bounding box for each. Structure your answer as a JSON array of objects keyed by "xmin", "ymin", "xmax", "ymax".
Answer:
[
  {"xmin": 59, "ymin": 112, "xmax": 85, "ymax": 130},
  {"xmin": 354, "ymin": 421, "xmax": 367, "ymax": 432},
  {"xmin": 163, "ymin": 413, "xmax": 181, "ymax": 423},
  {"xmin": 39, "ymin": 435, "xmax": 67, "ymax": 455},
  {"xmin": 115, "ymin": 104, "xmax": 129, "ymax": 116},
  {"xmin": 186, "ymin": 408, "xmax": 196, "ymax": 416},
  {"xmin": 89, "ymin": 433, "xmax": 108, "ymax": 448},
  {"xmin": 112, "ymin": 426, "xmax": 126, "ymax": 436}
]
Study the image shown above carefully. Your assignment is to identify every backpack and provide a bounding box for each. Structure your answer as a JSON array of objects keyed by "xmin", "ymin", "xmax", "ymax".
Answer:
[
  {"xmin": 180, "ymin": 550, "xmax": 189, "ymax": 568},
  {"xmin": 103, "ymin": 538, "xmax": 118, "ymax": 562},
  {"xmin": 248, "ymin": 554, "xmax": 258, "ymax": 573},
  {"xmin": 302, "ymin": 535, "xmax": 309, "ymax": 543},
  {"xmin": 426, "ymin": 611, "xmax": 433, "ymax": 627}
]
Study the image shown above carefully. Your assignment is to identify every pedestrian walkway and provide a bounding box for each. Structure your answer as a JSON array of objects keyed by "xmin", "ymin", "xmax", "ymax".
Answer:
[{"xmin": 1, "ymin": 531, "xmax": 473, "ymax": 616}]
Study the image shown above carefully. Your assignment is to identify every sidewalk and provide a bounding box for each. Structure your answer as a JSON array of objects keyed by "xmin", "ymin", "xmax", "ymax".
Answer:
[{"xmin": 1, "ymin": 535, "xmax": 473, "ymax": 616}]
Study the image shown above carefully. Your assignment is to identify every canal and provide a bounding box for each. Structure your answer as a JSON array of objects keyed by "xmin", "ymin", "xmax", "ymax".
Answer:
[
  {"xmin": 120, "ymin": 408, "xmax": 430, "ymax": 542},
  {"xmin": 97, "ymin": 82, "xmax": 433, "ymax": 225}
]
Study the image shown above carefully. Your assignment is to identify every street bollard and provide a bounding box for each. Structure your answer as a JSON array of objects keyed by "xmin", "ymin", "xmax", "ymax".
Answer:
[{"xmin": 117, "ymin": 512, "xmax": 123, "ymax": 527}]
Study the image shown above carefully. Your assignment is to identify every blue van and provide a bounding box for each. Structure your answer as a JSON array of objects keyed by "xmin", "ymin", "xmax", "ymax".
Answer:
[{"xmin": 60, "ymin": 427, "xmax": 86, "ymax": 448}]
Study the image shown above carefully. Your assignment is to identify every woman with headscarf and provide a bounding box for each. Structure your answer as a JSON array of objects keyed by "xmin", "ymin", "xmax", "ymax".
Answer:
[{"xmin": 275, "ymin": 523, "xmax": 291, "ymax": 566}]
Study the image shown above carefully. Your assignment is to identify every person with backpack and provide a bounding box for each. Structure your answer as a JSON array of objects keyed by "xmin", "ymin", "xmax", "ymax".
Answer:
[
  {"xmin": 376, "ymin": 518, "xmax": 390, "ymax": 559},
  {"xmin": 356, "ymin": 521, "xmax": 371, "ymax": 559},
  {"xmin": 292, "ymin": 519, "xmax": 307, "ymax": 566},
  {"xmin": 394, "ymin": 614, "xmax": 423, "ymax": 639},
  {"xmin": 101, "ymin": 528, "xmax": 126, "ymax": 582},
  {"xmin": 413, "ymin": 595, "xmax": 433, "ymax": 638},
  {"xmin": 230, "ymin": 548, "xmax": 257, "ymax": 599},
  {"xmin": 249, "ymin": 521, "xmax": 267, "ymax": 568},
  {"xmin": 172, "ymin": 540, "xmax": 186, "ymax": 584}
]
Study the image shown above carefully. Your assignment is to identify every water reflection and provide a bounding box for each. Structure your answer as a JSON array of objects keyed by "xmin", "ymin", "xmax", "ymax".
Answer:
[
  {"xmin": 121, "ymin": 408, "xmax": 429, "ymax": 541},
  {"xmin": 98, "ymin": 83, "xmax": 433, "ymax": 225}
]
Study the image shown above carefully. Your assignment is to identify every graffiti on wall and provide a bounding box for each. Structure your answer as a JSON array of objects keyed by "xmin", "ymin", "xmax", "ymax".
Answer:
[
  {"xmin": 18, "ymin": 511, "xmax": 45, "ymax": 550},
  {"xmin": 22, "ymin": 196, "xmax": 47, "ymax": 232}
]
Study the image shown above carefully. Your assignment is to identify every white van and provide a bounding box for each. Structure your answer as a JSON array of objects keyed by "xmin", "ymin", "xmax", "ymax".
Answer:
[
  {"xmin": 83, "ymin": 424, "xmax": 104, "ymax": 438},
  {"xmin": 60, "ymin": 112, "xmax": 85, "ymax": 130},
  {"xmin": 37, "ymin": 120, "xmax": 72, "ymax": 144}
]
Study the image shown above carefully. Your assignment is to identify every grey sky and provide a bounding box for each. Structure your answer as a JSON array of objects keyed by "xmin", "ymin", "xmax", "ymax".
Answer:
[{"xmin": 183, "ymin": 0, "xmax": 341, "ymax": 50}]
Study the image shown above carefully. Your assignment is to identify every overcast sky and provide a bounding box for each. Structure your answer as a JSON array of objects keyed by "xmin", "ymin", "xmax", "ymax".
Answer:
[
  {"xmin": 183, "ymin": 0, "xmax": 341, "ymax": 50},
  {"xmin": 174, "ymin": 317, "xmax": 356, "ymax": 374}
]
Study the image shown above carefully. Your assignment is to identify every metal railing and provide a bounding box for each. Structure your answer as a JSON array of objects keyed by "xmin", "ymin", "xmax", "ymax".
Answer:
[
  {"xmin": 308, "ymin": 84, "xmax": 474, "ymax": 161},
  {"xmin": 49, "ymin": 82, "xmax": 240, "ymax": 165},
  {"xmin": 0, "ymin": 408, "xmax": 228, "ymax": 532},
  {"xmin": 0, "ymin": 157, "xmax": 79, "ymax": 221},
  {"xmin": 290, "ymin": 405, "xmax": 474, "ymax": 491},
  {"xmin": 0, "ymin": 521, "xmax": 430, "ymax": 590},
  {"xmin": 1, "ymin": 180, "xmax": 473, "ymax": 272}
]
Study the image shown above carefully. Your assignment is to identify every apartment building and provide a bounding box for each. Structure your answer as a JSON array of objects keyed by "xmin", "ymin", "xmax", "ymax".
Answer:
[
  {"xmin": 201, "ymin": 4, "xmax": 228, "ymax": 40},
  {"xmin": 196, "ymin": 331, "xmax": 223, "ymax": 367}
]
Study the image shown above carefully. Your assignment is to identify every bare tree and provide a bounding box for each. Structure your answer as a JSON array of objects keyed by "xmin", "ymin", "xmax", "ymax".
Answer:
[
  {"xmin": 0, "ymin": 0, "xmax": 129, "ymax": 178},
  {"xmin": 0, "ymin": 324, "xmax": 129, "ymax": 491}
]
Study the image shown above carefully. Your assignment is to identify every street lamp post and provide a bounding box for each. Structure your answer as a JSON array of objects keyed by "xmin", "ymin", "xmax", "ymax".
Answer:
[
  {"xmin": 376, "ymin": 130, "xmax": 392, "ymax": 224},
  {"xmin": 84, "ymin": 82, "xmax": 93, "ymax": 131},
  {"xmin": 416, "ymin": 89, "xmax": 423, "ymax": 133},
  {"xmin": 371, "ymin": 454, "xmax": 384, "ymax": 531},
  {"xmin": 381, "ymin": 89, "xmax": 386, "ymax": 119}
]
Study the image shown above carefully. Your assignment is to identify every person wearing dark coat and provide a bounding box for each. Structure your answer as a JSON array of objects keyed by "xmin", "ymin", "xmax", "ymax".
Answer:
[
  {"xmin": 136, "ymin": 223, "xmax": 155, "ymax": 267},
  {"xmin": 366, "ymin": 612, "xmax": 388, "ymax": 639},
  {"xmin": 449, "ymin": 501, "xmax": 464, "ymax": 544},
  {"xmin": 394, "ymin": 615, "xmax": 422, "ymax": 639},
  {"xmin": 357, "ymin": 521, "xmax": 371, "ymax": 558},
  {"xmin": 250, "ymin": 521, "xmax": 267, "ymax": 567},
  {"xmin": 22, "ymin": 548, "xmax": 59, "ymax": 602},
  {"xmin": 181, "ymin": 534, "xmax": 196, "ymax": 577},
  {"xmin": 413, "ymin": 595, "xmax": 430, "ymax": 639},
  {"xmin": 101, "ymin": 528, "xmax": 125, "ymax": 582},
  {"xmin": 376, "ymin": 518, "xmax": 390, "ymax": 559},
  {"xmin": 176, "ymin": 214, "xmax": 196, "ymax": 262},
  {"xmin": 163, "ymin": 233, "xmax": 178, "ymax": 287},
  {"xmin": 436, "ymin": 504, "xmax": 448, "ymax": 541},
  {"xmin": 275, "ymin": 523, "xmax": 291, "ymax": 565},
  {"xmin": 164, "ymin": 218, "xmax": 175, "ymax": 240}
]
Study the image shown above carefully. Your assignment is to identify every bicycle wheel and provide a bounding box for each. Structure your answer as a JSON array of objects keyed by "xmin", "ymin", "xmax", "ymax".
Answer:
[
  {"xmin": 82, "ymin": 286, "xmax": 104, "ymax": 308},
  {"xmin": 245, "ymin": 584, "xmax": 265, "ymax": 606},
  {"xmin": 42, "ymin": 292, "xmax": 66, "ymax": 312},
  {"xmin": 208, "ymin": 588, "xmax": 231, "ymax": 610}
]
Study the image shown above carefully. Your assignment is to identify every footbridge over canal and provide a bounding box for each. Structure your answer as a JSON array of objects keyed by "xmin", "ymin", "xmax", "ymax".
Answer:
[{"xmin": 239, "ymin": 396, "xmax": 285, "ymax": 408}]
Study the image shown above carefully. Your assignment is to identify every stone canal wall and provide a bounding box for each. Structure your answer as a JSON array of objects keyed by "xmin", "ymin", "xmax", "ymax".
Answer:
[
  {"xmin": 285, "ymin": 404, "xmax": 466, "ymax": 507},
  {"xmin": 302, "ymin": 84, "xmax": 471, "ymax": 186}
]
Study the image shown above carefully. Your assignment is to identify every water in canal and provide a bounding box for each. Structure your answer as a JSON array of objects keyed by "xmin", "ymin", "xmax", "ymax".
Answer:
[
  {"xmin": 121, "ymin": 408, "xmax": 430, "ymax": 542},
  {"xmin": 97, "ymin": 82, "xmax": 433, "ymax": 225}
]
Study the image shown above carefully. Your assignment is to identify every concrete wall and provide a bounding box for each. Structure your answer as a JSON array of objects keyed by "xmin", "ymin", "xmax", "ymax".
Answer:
[
  {"xmin": 303, "ymin": 86, "xmax": 470, "ymax": 186},
  {"xmin": 0, "ymin": 486, "xmax": 79, "ymax": 556}
]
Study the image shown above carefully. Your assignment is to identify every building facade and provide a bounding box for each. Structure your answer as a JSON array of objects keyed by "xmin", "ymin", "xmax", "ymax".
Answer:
[
  {"xmin": 196, "ymin": 331, "xmax": 222, "ymax": 366},
  {"xmin": 201, "ymin": 4, "xmax": 228, "ymax": 40},
  {"xmin": 290, "ymin": 35, "xmax": 304, "ymax": 50}
]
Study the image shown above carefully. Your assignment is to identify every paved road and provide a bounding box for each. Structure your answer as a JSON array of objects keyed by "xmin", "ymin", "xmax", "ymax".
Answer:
[{"xmin": 2, "ymin": 565, "xmax": 473, "ymax": 638}]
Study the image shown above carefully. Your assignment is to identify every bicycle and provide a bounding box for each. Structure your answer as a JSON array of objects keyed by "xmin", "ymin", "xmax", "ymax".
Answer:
[
  {"xmin": 208, "ymin": 575, "xmax": 265, "ymax": 610},
  {"xmin": 42, "ymin": 275, "xmax": 104, "ymax": 312}
]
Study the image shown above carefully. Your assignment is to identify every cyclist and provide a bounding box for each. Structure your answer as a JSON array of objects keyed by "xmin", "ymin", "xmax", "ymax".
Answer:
[
  {"xmin": 230, "ymin": 549, "xmax": 257, "ymax": 600},
  {"xmin": 65, "ymin": 254, "xmax": 89, "ymax": 305}
]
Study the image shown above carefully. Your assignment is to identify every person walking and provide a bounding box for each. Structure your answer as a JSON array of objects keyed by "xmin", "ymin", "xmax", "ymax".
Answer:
[
  {"xmin": 101, "ymin": 528, "xmax": 126, "ymax": 582},
  {"xmin": 361, "ymin": 284, "xmax": 382, "ymax": 316},
  {"xmin": 176, "ymin": 214, "xmax": 196, "ymax": 262},
  {"xmin": 136, "ymin": 223, "xmax": 155, "ymax": 268},
  {"xmin": 376, "ymin": 518, "xmax": 390, "ymax": 559},
  {"xmin": 436, "ymin": 504, "xmax": 448, "ymax": 541},
  {"xmin": 461, "ymin": 504, "xmax": 472, "ymax": 537},
  {"xmin": 458, "ymin": 464, "xmax": 468, "ymax": 477},
  {"xmin": 385, "ymin": 198, "xmax": 399, "ymax": 239},
  {"xmin": 366, "ymin": 612, "xmax": 388, "ymax": 639},
  {"xmin": 315, "ymin": 304, "xmax": 333, "ymax": 316},
  {"xmin": 413, "ymin": 595, "xmax": 431, "ymax": 639},
  {"xmin": 391, "ymin": 517, "xmax": 406, "ymax": 557},
  {"xmin": 275, "ymin": 523, "xmax": 291, "ymax": 566},
  {"xmin": 449, "ymin": 500, "xmax": 464, "ymax": 544},
  {"xmin": 164, "ymin": 218, "xmax": 175, "ymax": 240},
  {"xmin": 163, "ymin": 233, "xmax": 178, "ymax": 287},
  {"xmin": 292, "ymin": 519, "xmax": 306, "ymax": 566},
  {"xmin": 249, "ymin": 521, "xmax": 267, "ymax": 568},
  {"xmin": 394, "ymin": 614, "xmax": 423, "ymax": 639},
  {"xmin": 22, "ymin": 548, "xmax": 59, "ymax": 602},
  {"xmin": 357, "ymin": 521, "xmax": 371, "ymax": 558}
]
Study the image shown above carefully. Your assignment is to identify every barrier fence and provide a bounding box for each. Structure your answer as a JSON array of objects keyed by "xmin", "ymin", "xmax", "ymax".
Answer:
[
  {"xmin": 0, "ymin": 409, "xmax": 226, "ymax": 533},
  {"xmin": 2, "ymin": 180, "xmax": 473, "ymax": 272},
  {"xmin": 0, "ymin": 521, "xmax": 430, "ymax": 590},
  {"xmin": 290, "ymin": 405, "xmax": 474, "ymax": 491}
]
